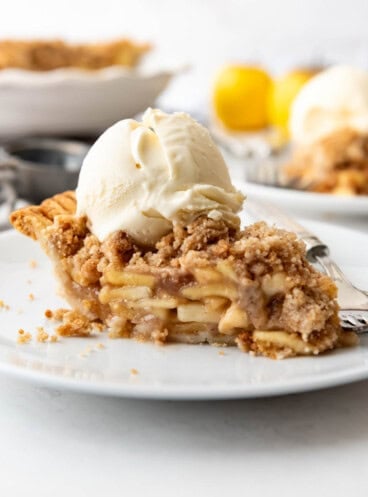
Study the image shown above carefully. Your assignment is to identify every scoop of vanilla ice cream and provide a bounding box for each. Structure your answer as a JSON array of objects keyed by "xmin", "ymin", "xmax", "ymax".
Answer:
[
  {"xmin": 76, "ymin": 108, "xmax": 244, "ymax": 246},
  {"xmin": 290, "ymin": 65, "xmax": 368, "ymax": 144}
]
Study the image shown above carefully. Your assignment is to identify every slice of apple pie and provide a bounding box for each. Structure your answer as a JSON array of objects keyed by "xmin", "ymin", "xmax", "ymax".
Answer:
[
  {"xmin": 284, "ymin": 128, "xmax": 368, "ymax": 195},
  {"xmin": 10, "ymin": 191, "xmax": 355, "ymax": 359}
]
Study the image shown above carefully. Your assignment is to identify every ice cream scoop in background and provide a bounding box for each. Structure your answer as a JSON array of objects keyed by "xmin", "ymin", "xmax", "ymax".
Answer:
[
  {"xmin": 290, "ymin": 65, "xmax": 368, "ymax": 144},
  {"xmin": 76, "ymin": 108, "xmax": 244, "ymax": 246}
]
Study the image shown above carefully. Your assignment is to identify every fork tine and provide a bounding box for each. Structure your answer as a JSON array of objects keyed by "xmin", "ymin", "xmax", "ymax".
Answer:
[
  {"xmin": 339, "ymin": 310, "xmax": 368, "ymax": 333},
  {"xmin": 346, "ymin": 316, "xmax": 361, "ymax": 326},
  {"xmin": 340, "ymin": 319, "xmax": 357, "ymax": 328}
]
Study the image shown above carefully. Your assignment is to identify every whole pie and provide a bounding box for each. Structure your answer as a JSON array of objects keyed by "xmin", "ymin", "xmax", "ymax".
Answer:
[
  {"xmin": 10, "ymin": 190, "xmax": 356, "ymax": 359},
  {"xmin": 0, "ymin": 38, "xmax": 150, "ymax": 71}
]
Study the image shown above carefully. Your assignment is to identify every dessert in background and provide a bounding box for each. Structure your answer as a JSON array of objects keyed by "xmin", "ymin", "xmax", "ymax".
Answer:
[
  {"xmin": 10, "ymin": 109, "xmax": 356, "ymax": 359},
  {"xmin": 290, "ymin": 65, "xmax": 368, "ymax": 144},
  {"xmin": 285, "ymin": 65, "xmax": 368, "ymax": 194},
  {"xmin": 285, "ymin": 128, "xmax": 368, "ymax": 194},
  {"xmin": 0, "ymin": 38, "xmax": 150, "ymax": 71}
]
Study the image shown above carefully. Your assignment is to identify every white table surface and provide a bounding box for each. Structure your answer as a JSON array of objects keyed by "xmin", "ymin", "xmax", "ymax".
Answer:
[{"xmin": 1, "ymin": 374, "xmax": 368, "ymax": 496}]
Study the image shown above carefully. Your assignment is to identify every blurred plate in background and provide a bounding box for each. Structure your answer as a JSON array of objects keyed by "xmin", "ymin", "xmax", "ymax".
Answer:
[{"xmin": 234, "ymin": 180, "xmax": 368, "ymax": 217}]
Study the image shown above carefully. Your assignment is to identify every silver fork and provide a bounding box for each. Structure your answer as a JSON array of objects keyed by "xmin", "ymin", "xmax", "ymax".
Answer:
[
  {"xmin": 245, "ymin": 199, "xmax": 368, "ymax": 333},
  {"xmin": 315, "ymin": 254, "xmax": 368, "ymax": 330}
]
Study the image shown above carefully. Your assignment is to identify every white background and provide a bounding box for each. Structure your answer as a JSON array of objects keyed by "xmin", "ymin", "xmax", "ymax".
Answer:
[{"xmin": 1, "ymin": 2, "xmax": 368, "ymax": 495}]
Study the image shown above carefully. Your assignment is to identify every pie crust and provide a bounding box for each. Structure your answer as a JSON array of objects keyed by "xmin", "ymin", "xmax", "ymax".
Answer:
[{"xmin": 0, "ymin": 39, "xmax": 150, "ymax": 71}]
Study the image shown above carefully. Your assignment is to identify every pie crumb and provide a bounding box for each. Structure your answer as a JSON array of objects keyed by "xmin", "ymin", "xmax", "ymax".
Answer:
[
  {"xmin": 96, "ymin": 343, "xmax": 105, "ymax": 350},
  {"xmin": 130, "ymin": 368, "xmax": 139, "ymax": 376},
  {"xmin": 17, "ymin": 328, "xmax": 32, "ymax": 344},
  {"xmin": 218, "ymin": 350, "xmax": 225, "ymax": 356},
  {"xmin": 92, "ymin": 322, "xmax": 104, "ymax": 332},
  {"xmin": 0, "ymin": 299, "xmax": 10, "ymax": 310},
  {"xmin": 28, "ymin": 293, "xmax": 35, "ymax": 301},
  {"xmin": 49, "ymin": 335, "xmax": 59, "ymax": 343},
  {"xmin": 79, "ymin": 345, "xmax": 93, "ymax": 358},
  {"xmin": 36, "ymin": 326, "xmax": 49, "ymax": 342},
  {"xmin": 29, "ymin": 259, "xmax": 37, "ymax": 268},
  {"xmin": 45, "ymin": 308, "xmax": 99, "ymax": 337},
  {"xmin": 55, "ymin": 309, "xmax": 100, "ymax": 337}
]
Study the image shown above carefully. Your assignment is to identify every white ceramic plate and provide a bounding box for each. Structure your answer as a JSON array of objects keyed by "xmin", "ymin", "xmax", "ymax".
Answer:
[
  {"xmin": 234, "ymin": 180, "xmax": 368, "ymax": 217},
  {"xmin": 0, "ymin": 65, "xmax": 176, "ymax": 137},
  {"xmin": 0, "ymin": 218, "xmax": 367, "ymax": 400}
]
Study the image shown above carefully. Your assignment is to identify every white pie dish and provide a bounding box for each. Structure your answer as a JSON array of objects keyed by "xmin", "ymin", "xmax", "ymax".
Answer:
[{"xmin": 0, "ymin": 65, "xmax": 176, "ymax": 137}]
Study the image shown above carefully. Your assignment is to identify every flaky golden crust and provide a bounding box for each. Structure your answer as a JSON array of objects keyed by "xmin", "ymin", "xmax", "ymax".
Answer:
[
  {"xmin": 9, "ymin": 191, "xmax": 76, "ymax": 240},
  {"xmin": 0, "ymin": 39, "xmax": 151, "ymax": 71}
]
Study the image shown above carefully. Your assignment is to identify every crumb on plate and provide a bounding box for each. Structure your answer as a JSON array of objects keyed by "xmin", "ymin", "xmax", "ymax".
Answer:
[
  {"xmin": 0, "ymin": 299, "xmax": 10, "ymax": 310},
  {"xmin": 36, "ymin": 326, "xmax": 49, "ymax": 343},
  {"xmin": 17, "ymin": 328, "xmax": 32, "ymax": 344}
]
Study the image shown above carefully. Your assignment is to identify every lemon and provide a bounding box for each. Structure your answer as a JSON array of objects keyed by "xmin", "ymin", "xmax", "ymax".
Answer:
[
  {"xmin": 213, "ymin": 65, "xmax": 271, "ymax": 130},
  {"xmin": 268, "ymin": 70, "xmax": 316, "ymax": 133}
]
